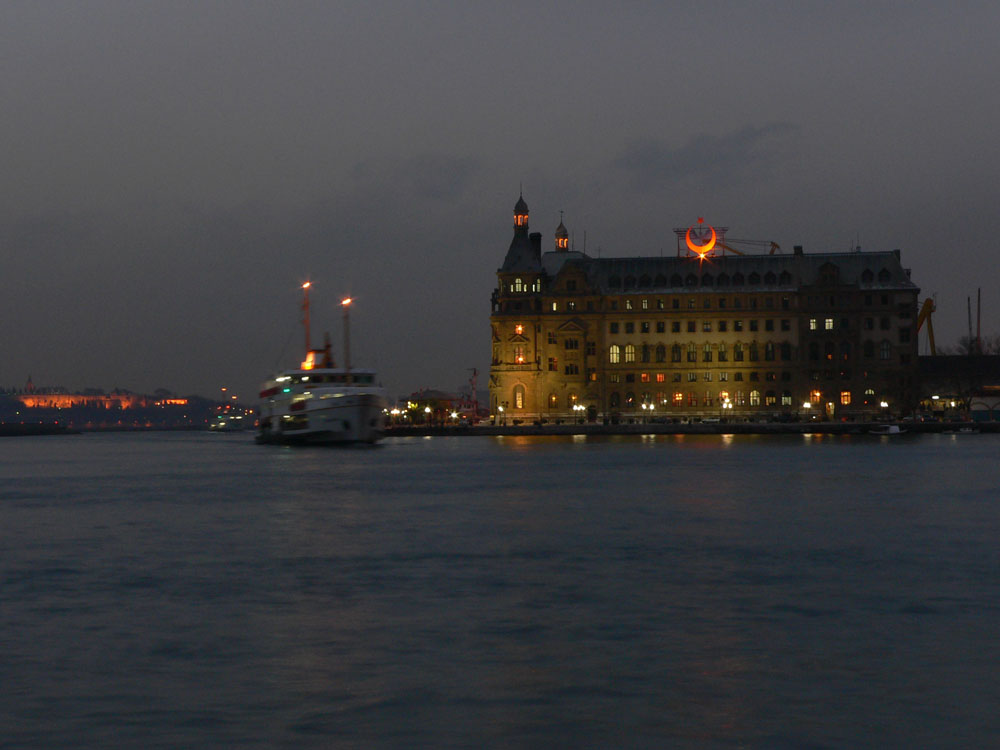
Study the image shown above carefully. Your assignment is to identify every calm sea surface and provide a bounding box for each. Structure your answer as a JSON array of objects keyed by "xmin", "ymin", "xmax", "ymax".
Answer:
[{"xmin": 2, "ymin": 431, "xmax": 999, "ymax": 748}]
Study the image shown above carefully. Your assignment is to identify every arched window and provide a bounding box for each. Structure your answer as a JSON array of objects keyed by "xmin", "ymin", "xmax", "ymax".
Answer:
[
  {"xmin": 701, "ymin": 274, "xmax": 714, "ymax": 287},
  {"xmin": 641, "ymin": 344, "xmax": 650, "ymax": 363},
  {"xmin": 655, "ymin": 343, "xmax": 666, "ymax": 362},
  {"xmin": 685, "ymin": 274, "xmax": 698, "ymax": 287},
  {"xmin": 732, "ymin": 273, "xmax": 745, "ymax": 286},
  {"xmin": 608, "ymin": 275, "xmax": 621, "ymax": 288},
  {"xmin": 513, "ymin": 385, "xmax": 525, "ymax": 409},
  {"xmin": 880, "ymin": 340, "xmax": 891, "ymax": 360},
  {"xmin": 749, "ymin": 272, "xmax": 761, "ymax": 285},
  {"xmin": 734, "ymin": 343, "xmax": 744, "ymax": 361},
  {"xmin": 878, "ymin": 268, "xmax": 891, "ymax": 283},
  {"xmin": 670, "ymin": 274, "xmax": 683, "ymax": 287},
  {"xmin": 513, "ymin": 278, "xmax": 523, "ymax": 293},
  {"xmin": 671, "ymin": 344, "xmax": 682, "ymax": 362},
  {"xmin": 624, "ymin": 276, "xmax": 636, "ymax": 289},
  {"xmin": 862, "ymin": 269, "xmax": 874, "ymax": 283},
  {"xmin": 703, "ymin": 343, "xmax": 713, "ymax": 362},
  {"xmin": 639, "ymin": 274, "xmax": 651, "ymax": 288},
  {"xmin": 625, "ymin": 392, "xmax": 635, "ymax": 407},
  {"xmin": 764, "ymin": 272, "xmax": 776, "ymax": 285},
  {"xmin": 624, "ymin": 344, "xmax": 636, "ymax": 363},
  {"xmin": 609, "ymin": 392, "xmax": 620, "ymax": 408},
  {"xmin": 719, "ymin": 390, "xmax": 730, "ymax": 403},
  {"xmin": 717, "ymin": 273, "xmax": 730, "ymax": 287},
  {"xmin": 864, "ymin": 388, "xmax": 876, "ymax": 404},
  {"xmin": 687, "ymin": 343, "xmax": 697, "ymax": 362},
  {"xmin": 609, "ymin": 344, "xmax": 620, "ymax": 364},
  {"xmin": 567, "ymin": 393, "xmax": 577, "ymax": 408},
  {"xmin": 765, "ymin": 390, "xmax": 777, "ymax": 406},
  {"xmin": 654, "ymin": 274, "xmax": 667, "ymax": 286},
  {"xmin": 779, "ymin": 271, "xmax": 792, "ymax": 285},
  {"xmin": 750, "ymin": 390, "xmax": 761, "ymax": 406},
  {"xmin": 548, "ymin": 393, "xmax": 558, "ymax": 408},
  {"xmin": 765, "ymin": 342, "xmax": 775, "ymax": 361}
]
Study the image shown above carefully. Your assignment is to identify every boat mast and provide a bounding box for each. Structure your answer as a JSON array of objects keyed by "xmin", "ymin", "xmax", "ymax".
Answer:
[
  {"xmin": 302, "ymin": 281, "xmax": 312, "ymax": 354},
  {"xmin": 342, "ymin": 297, "xmax": 352, "ymax": 383}
]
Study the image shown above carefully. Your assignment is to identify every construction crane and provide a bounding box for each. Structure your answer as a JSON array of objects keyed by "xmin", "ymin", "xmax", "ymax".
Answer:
[
  {"xmin": 716, "ymin": 238, "xmax": 781, "ymax": 256},
  {"xmin": 916, "ymin": 297, "xmax": 936, "ymax": 355}
]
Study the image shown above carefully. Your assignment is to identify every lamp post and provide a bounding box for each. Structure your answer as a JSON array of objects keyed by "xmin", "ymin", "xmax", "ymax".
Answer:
[
  {"xmin": 721, "ymin": 398, "xmax": 732, "ymax": 421},
  {"xmin": 424, "ymin": 405, "xmax": 432, "ymax": 426},
  {"xmin": 341, "ymin": 297, "xmax": 352, "ymax": 383}
]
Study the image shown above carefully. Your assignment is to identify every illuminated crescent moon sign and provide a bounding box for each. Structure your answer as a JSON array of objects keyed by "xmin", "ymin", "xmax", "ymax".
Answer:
[{"xmin": 685, "ymin": 224, "xmax": 717, "ymax": 256}]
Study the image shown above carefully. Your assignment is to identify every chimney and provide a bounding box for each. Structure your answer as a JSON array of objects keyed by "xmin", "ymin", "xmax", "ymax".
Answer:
[
  {"xmin": 793, "ymin": 245, "xmax": 803, "ymax": 255},
  {"xmin": 530, "ymin": 232, "xmax": 542, "ymax": 260}
]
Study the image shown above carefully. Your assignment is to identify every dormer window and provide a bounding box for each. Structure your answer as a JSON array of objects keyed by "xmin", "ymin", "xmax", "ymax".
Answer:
[{"xmin": 513, "ymin": 278, "xmax": 524, "ymax": 293}]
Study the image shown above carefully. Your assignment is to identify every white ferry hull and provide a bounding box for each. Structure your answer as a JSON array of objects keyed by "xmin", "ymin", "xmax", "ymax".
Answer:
[{"xmin": 257, "ymin": 371, "xmax": 388, "ymax": 446}]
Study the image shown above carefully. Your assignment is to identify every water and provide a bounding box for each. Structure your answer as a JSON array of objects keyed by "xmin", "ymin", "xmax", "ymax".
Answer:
[{"xmin": 2, "ymin": 431, "xmax": 999, "ymax": 748}]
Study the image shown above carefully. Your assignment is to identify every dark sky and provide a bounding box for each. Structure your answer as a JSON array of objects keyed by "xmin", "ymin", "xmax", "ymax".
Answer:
[{"xmin": 3, "ymin": 1, "xmax": 998, "ymax": 401}]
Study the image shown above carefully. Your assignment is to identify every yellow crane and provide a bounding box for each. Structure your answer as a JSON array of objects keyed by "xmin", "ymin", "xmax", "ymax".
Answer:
[
  {"xmin": 716, "ymin": 238, "xmax": 781, "ymax": 256},
  {"xmin": 916, "ymin": 297, "xmax": 936, "ymax": 355}
]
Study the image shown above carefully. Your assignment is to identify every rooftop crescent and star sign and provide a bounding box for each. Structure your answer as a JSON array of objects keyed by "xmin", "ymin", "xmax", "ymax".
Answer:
[{"xmin": 685, "ymin": 218, "xmax": 717, "ymax": 258}]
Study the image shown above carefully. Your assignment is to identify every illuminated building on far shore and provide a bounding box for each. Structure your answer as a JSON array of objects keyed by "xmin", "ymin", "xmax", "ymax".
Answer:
[{"xmin": 489, "ymin": 195, "xmax": 920, "ymax": 422}]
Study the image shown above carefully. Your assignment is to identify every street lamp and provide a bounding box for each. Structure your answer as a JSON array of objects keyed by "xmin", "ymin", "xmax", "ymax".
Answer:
[{"xmin": 424, "ymin": 405, "xmax": 432, "ymax": 425}]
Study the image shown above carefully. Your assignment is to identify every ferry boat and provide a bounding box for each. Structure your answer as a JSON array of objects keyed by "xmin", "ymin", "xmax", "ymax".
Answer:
[{"xmin": 256, "ymin": 286, "xmax": 387, "ymax": 445}]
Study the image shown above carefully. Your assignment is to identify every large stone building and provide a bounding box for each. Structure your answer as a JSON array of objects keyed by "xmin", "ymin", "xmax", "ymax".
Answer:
[{"xmin": 489, "ymin": 195, "xmax": 920, "ymax": 422}]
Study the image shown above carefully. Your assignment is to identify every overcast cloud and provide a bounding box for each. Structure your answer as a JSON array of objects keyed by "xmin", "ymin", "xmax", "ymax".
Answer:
[{"xmin": 2, "ymin": 1, "xmax": 998, "ymax": 400}]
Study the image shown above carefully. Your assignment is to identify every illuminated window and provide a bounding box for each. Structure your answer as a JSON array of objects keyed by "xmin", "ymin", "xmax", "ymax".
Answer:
[
  {"xmin": 640, "ymin": 373, "xmax": 650, "ymax": 383},
  {"xmin": 514, "ymin": 346, "xmax": 525, "ymax": 364},
  {"xmin": 750, "ymin": 390, "xmax": 761, "ymax": 406},
  {"xmin": 825, "ymin": 318, "xmax": 834, "ymax": 330},
  {"xmin": 514, "ymin": 385, "xmax": 525, "ymax": 409},
  {"xmin": 735, "ymin": 390, "xmax": 746, "ymax": 406},
  {"xmin": 809, "ymin": 318, "xmax": 817, "ymax": 331},
  {"xmin": 624, "ymin": 344, "xmax": 636, "ymax": 363},
  {"xmin": 719, "ymin": 372, "xmax": 728, "ymax": 381},
  {"xmin": 642, "ymin": 299, "xmax": 649, "ymax": 310},
  {"xmin": 514, "ymin": 278, "xmax": 523, "ymax": 293},
  {"xmin": 656, "ymin": 373, "xmax": 665, "ymax": 383},
  {"xmin": 810, "ymin": 389, "xmax": 822, "ymax": 404},
  {"xmin": 782, "ymin": 390, "xmax": 792, "ymax": 406},
  {"xmin": 673, "ymin": 392, "xmax": 684, "ymax": 405},
  {"xmin": 609, "ymin": 345, "xmax": 620, "ymax": 364},
  {"xmin": 840, "ymin": 390, "xmax": 851, "ymax": 405},
  {"xmin": 514, "ymin": 324, "xmax": 524, "ymax": 335},
  {"xmin": 719, "ymin": 390, "xmax": 730, "ymax": 403},
  {"xmin": 765, "ymin": 391, "xmax": 776, "ymax": 406},
  {"xmin": 551, "ymin": 302, "xmax": 557, "ymax": 311},
  {"xmin": 626, "ymin": 300, "xmax": 633, "ymax": 310},
  {"xmin": 567, "ymin": 393, "xmax": 578, "ymax": 408},
  {"xmin": 703, "ymin": 372, "xmax": 713, "ymax": 382},
  {"xmin": 704, "ymin": 391, "xmax": 713, "ymax": 406},
  {"xmin": 864, "ymin": 388, "xmax": 876, "ymax": 404},
  {"xmin": 549, "ymin": 393, "xmax": 558, "ymax": 408}
]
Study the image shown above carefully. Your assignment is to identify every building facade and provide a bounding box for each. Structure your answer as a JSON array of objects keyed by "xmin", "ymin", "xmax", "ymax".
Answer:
[{"xmin": 489, "ymin": 195, "xmax": 920, "ymax": 422}]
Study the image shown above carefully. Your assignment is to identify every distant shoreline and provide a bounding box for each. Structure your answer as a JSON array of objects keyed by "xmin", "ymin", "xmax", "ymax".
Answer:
[
  {"xmin": 387, "ymin": 420, "xmax": 996, "ymax": 437},
  {"xmin": 0, "ymin": 423, "xmax": 80, "ymax": 437}
]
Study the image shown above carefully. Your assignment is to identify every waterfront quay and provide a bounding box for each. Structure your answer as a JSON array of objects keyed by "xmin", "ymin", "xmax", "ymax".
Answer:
[{"xmin": 388, "ymin": 420, "xmax": 996, "ymax": 438}]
